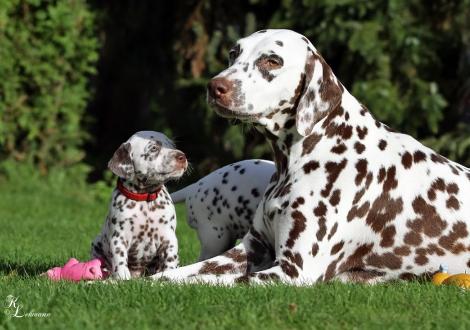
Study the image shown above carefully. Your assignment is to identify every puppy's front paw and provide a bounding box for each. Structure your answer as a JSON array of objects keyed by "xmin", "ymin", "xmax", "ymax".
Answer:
[{"xmin": 113, "ymin": 267, "xmax": 132, "ymax": 280}]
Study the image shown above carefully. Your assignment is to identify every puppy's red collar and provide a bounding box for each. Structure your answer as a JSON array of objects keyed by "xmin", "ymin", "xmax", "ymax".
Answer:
[{"xmin": 116, "ymin": 179, "xmax": 161, "ymax": 202}]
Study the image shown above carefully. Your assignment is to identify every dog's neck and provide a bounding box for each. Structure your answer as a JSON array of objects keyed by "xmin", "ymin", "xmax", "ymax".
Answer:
[
  {"xmin": 119, "ymin": 179, "xmax": 163, "ymax": 194},
  {"xmin": 258, "ymin": 91, "xmax": 377, "ymax": 174}
]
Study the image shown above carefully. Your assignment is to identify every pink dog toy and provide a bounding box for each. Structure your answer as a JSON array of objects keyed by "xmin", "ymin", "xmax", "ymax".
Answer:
[{"xmin": 46, "ymin": 258, "xmax": 109, "ymax": 282}]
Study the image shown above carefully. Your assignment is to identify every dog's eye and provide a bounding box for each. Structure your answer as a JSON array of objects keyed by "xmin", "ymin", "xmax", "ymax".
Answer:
[
  {"xmin": 150, "ymin": 145, "xmax": 159, "ymax": 152},
  {"xmin": 266, "ymin": 56, "xmax": 283, "ymax": 69},
  {"xmin": 228, "ymin": 44, "xmax": 241, "ymax": 65},
  {"xmin": 256, "ymin": 54, "xmax": 284, "ymax": 72}
]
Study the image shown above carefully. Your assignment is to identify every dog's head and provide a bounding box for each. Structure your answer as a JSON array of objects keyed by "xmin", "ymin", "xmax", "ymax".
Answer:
[
  {"xmin": 108, "ymin": 131, "xmax": 187, "ymax": 185},
  {"xmin": 207, "ymin": 29, "xmax": 343, "ymax": 136}
]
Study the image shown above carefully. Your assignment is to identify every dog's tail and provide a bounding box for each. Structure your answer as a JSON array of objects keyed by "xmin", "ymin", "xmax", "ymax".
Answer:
[{"xmin": 170, "ymin": 183, "xmax": 195, "ymax": 203}]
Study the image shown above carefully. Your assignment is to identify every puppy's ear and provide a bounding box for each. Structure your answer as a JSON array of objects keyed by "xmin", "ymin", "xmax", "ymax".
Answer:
[
  {"xmin": 108, "ymin": 142, "xmax": 134, "ymax": 179},
  {"xmin": 295, "ymin": 51, "xmax": 343, "ymax": 136}
]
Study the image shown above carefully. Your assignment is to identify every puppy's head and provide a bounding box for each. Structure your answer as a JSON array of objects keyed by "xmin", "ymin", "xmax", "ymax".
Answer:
[
  {"xmin": 207, "ymin": 29, "xmax": 343, "ymax": 136},
  {"xmin": 108, "ymin": 131, "xmax": 187, "ymax": 186}
]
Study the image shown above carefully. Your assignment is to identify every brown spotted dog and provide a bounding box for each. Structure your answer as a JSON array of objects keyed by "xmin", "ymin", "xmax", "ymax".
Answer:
[
  {"xmin": 149, "ymin": 29, "xmax": 470, "ymax": 285},
  {"xmin": 92, "ymin": 131, "xmax": 187, "ymax": 280}
]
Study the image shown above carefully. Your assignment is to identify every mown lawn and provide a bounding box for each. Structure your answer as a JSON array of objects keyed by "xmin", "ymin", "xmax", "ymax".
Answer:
[{"xmin": 0, "ymin": 169, "xmax": 469, "ymax": 330}]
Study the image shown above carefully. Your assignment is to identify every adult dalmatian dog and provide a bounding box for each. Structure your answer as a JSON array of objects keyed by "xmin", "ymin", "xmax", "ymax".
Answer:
[
  {"xmin": 171, "ymin": 159, "xmax": 275, "ymax": 260},
  {"xmin": 151, "ymin": 29, "xmax": 470, "ymax": 285}
]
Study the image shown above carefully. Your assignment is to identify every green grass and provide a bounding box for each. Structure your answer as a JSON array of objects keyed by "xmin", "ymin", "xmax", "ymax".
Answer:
[{"xmin": 1, "ymin": 168, "xmax": 469, "ymax": 330}]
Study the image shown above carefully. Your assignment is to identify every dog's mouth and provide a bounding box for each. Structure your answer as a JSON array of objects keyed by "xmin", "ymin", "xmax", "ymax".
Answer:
[
  {"xmin": 136, "ymin": 169, "xmax": 184, "ymax": 187},
  {"xmin": 157, "ymin": 168, "xmax": 186, "ymax": 180},
  {"xmin": 208, "ymin": 99, "xmax": 260, "ymax": 121}
]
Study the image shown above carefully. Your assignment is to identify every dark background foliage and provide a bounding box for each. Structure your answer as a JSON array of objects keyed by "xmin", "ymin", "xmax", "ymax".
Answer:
[{"xmin": 1, "ymin": 0, "xmax": 470, "ymax": 184}]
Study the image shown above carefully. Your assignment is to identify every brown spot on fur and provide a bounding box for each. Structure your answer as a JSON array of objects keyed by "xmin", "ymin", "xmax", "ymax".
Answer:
[
  {"xmin": 283, "ymin": 250, "xmax": 303, "ymax": 268},
  {"xmin": 438, "ymin": 221, "xmax": 468, "ymax": 253},
  {"xmin": 378, "ymin": 140, "xmax": 387, "ymax": 150},
  {"xmin": 317, "ymin": 55, "xmax": 343, "ymax": 110},
  {"xmin": 352, "ymin": 188, "xmax": 366, "ymax": 204},
  {"xmin": 347, "ymin": 201, "xmax": 370, "ymax": 222},
  {"xmin": 401, "ymin": 152, "xmax": 413, "ymax": 169},
  {"xmin": 338, "ymin": 243, "xmax": 374, "ymax": 272},
  {"xmin": 447, "ymin": 183, "xmax": 459, "ymax": 194},
  {"xmin": 404, "ymin": 231, "xmax": 422, "ymax": 246},
  {"xmin": 331, "ymin": 241, "xmax": 344, "ymax": 255},
  {"xmin": 257, "ymin": 272, "xmax": 281, "ymax": 282},
  {"xmin": 331, "ymin": 143, "xmax": 347, "ymax": 154},
  {"xmin": 303, "ymin": 160, "xmax": 320, "ymax": 174},
  {"xmin": 280, "ymin": 260, "xmax": 299, "ymax": 278},
  {"xmin": 354, "ymin": 142, "xmax": 365, "ymax": 154},
  {"xmin": 199, "ymin": 261, "xmax": 235, "ymax": 275},
  {"xmin": 329, "ymin": 189, "xmax": 341, "ymax": 206},
  {"xmin": 414, "ymin": 248, "xmax": 429, "ymax": 265},
  {"xmin": 316, "ymin": 217, "xmax": 327, "ymax": 241},
  {"xmin": 291, "ymin": 197, "xmax": 305, "ymax": 209},
  {"xmin": 413, "ymin": 151, "xmax": 427, "ymax": 163},
  {"xmin": 431, "ymin": 153, "xmax": 447, "ymax": 164},
  {"xmin": 314, "ymin": 201, "xmax": 327, "ymax": 217},
  {"xmin": 426, "ymin": 243, "xmax": 445, "ymax": 256},
  {"xmin": 324, "ymin": 258, "xmax": 339, "ymax": 281},
  {"xmin": 394, "ymin": 246, "xmax": 411, "ymax": 256},
  {"xmin": 446, "ymin": 196, "xmax": 460, "ymax": 210},
  {"xmin": 409, "ymin": 196, "xmax": 447, "ymax": 237},
  {"xmin": 356, "ymin": 126, "xmax": 368, "ymax": 139},
  {"xmin": 301, "ymin": 134, "xmax": 322, "ymax": 156},
  {"xmin": 377, "ymin": 167, "xmax": 386, "ymax": 183},
  {"xmin": 321, "ymin": 106, "xmax": 344, "ymax": 129},
  {"xmin": 355, "ymin": 159, "xmax": 368, "ymax": 185},
  {"xmin": 286, "ymin": 211, "xmax": 307, "ymax": 248},
  {"xmin": 383, "ymin": 166, "xmax": 398, "ymax": 192},
  {"xmin": 328, "ymin": 222, "xmax": 338, "ymax": 240},
  {"xmin": 366, "ymin": 253, "xmax": 402, "ymax": 270},
  {"xmin": 380, "ymin": 225, "xmax": 396, "ymax": 247},
  {"xmin": 324, "ymin": 122, "xmax": 353, "ymax": 140},
  {"xmin": 321, "ymin": 159, "xmax": 347, "ymax": 198},
  {"xmin": 365, "ymin": 193, "xmax": 403, "ymax": 232},
  {"xmin": 311, "ymin": 243, "xmax": 319, "ymax": 256},
  {"xmin": 223, "ymin": 248, "xmax": 247, "ymax": 263}
]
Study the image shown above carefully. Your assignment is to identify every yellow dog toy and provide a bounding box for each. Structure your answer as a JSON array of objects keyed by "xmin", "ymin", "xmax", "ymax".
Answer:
[{"xmin": 432, "ymin": 265, "xmax": 470, "ymax": 289}]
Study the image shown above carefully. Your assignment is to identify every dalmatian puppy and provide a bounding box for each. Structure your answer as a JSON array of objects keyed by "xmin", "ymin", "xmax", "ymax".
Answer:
[
  {"xmin": 171, "ymin": 159, "xmax": 275, "ymax": 260},
  {"xmin": 91, "ymin": 131, "xmax": 187, "ymax": 280},
  {"xmin": 150, "ymin": 29, "xmax": 470, "ymax": 285}
]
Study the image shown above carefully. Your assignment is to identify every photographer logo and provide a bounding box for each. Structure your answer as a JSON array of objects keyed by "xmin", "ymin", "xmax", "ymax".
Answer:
[{"xmin": 4, "ymin": 295, "xmax": 51, "ymax": 318}]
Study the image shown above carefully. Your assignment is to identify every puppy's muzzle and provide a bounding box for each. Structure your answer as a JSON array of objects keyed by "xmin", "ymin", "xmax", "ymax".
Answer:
[{"xmin": 173, "ymin": 151, "xmax": 188, "ymax": 171}]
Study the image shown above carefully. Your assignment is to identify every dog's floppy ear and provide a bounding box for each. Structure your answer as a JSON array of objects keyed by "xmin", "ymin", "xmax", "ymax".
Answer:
[
  {"xmin": 108, "ymin": 142, "xmax": 134, "ymax": 179},
  {"xmin": 295, "ymin": 51, "xmax": 343, "ymax": 136}
]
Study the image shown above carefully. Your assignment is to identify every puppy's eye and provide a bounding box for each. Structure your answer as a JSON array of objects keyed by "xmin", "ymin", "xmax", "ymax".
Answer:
[{"xmin": 150, "ymin": 145, "xmax": 159, "ymax": 152}]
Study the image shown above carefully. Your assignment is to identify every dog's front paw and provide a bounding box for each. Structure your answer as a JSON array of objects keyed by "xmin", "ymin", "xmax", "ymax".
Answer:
[{"xmin": 113, "ymin": 267, "xmax": 132, "ymax": 280}]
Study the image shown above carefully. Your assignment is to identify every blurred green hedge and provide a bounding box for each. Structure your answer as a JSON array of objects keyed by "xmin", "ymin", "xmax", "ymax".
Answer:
[
  {"xmin": 1, "ymin": 0, "xmax": 470, "ymax": 179},
  {"xmin": 0, "ymin": 0, "xmax": 98, "ymax": 173}
]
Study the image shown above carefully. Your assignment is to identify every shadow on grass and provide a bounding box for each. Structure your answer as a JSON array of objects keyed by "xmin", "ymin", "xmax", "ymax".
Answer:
[{"xmin": 0, "ymin": 259, "xmax": 56, "ymax": 277}]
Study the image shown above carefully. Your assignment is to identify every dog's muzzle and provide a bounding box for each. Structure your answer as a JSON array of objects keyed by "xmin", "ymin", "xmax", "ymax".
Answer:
[{"xmin": 207, "ymin": 77, "xmax": 234, "ymax": 109}]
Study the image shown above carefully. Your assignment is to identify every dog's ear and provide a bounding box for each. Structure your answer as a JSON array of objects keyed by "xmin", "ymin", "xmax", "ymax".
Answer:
[
  {"xmin": 295, "ymin": 51, "xmax": 343, "ymax": 136},
  {"xmin": 108, "ymin": 142, "xmax": 134, "ymax": 179}
]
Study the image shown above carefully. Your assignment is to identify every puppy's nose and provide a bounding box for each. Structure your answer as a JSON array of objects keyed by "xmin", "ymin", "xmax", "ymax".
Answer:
[
  {"xmin": 208, "ymin": 77, "xmax": 233, "ymax": 99},
  {"xmin": 175, "ymin": 152, "xmax": 186, "ymax": 164}
]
